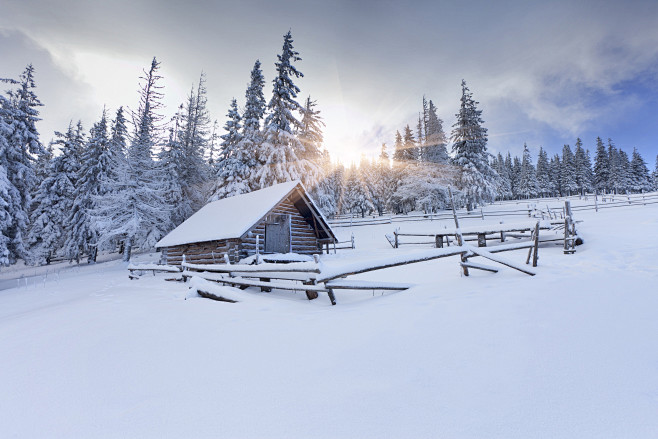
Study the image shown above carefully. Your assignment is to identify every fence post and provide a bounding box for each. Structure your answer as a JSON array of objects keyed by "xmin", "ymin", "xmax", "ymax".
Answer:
[
  {"xmin": 394, "ymin": 231, "xmax": 399, "ymax": 249},
  {"xmin": 351, "ymin": 233, "xmax": 355, "ymax": 249},
  {"xmin": 594, "ymin": 189, "xmax": 598, "ymax": 212}
]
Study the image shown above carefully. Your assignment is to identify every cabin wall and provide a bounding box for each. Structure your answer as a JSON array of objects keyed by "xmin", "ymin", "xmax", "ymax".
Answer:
[
  {"xmin": 240, "ymin": 195, "xmax": 320, "ymax": 259},
  {"xmin": 163, "ymin": 238, "xmax": 241, "ymax": 265}
]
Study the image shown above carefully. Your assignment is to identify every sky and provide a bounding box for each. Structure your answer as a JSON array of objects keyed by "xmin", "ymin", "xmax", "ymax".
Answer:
[{"xmin": 1, "ymin": 0, "xmax": 657, "ymax": 166}]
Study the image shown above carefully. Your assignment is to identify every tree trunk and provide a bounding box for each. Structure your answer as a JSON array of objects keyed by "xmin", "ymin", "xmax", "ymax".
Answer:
[{"xmin": 123, "ymin": 238, "xmax": 132, "ymax": 262}]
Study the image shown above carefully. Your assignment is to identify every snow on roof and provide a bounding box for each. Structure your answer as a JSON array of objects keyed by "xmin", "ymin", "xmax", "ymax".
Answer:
[{"xmin": 156, "ymin": 180, "xmax": 301, "ymax": 248}]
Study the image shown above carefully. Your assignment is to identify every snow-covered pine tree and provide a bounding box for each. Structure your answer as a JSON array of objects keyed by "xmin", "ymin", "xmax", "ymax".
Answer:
[
  {"xmin": 207, "ymin": 120, "xmax": 219, "ymax": 168},
  {"xmin": 177, "ymin": 73, "xmax": 212, "ymax": 213},
  {"xmin": 243, "ymin": 60, "xmax": 266, "ymax": 135},
  {"xmin": 617, "ymin": 149, "xmax": 632, "ymax": 194},
  {"xmin": 0, "ymin": 164, "xmax": 13, "ymax": 267},
  {"xmin": 298, "ymin": 95, "xmax": 324, "ymax": 165},
  {"xmin": 64, "ymin": 110, "xmax": 114, "ymax": 263},
  {"xmin": 253, "ymin": 31, "xmax": 320, "ymax": 189},
  {"xmin": 550, "ymin": 154, "xmax": 561, "ymax": 197},
  {"xmin": 593, "ymin": 137, "xmax": 609, "ymax": 193},
  {"xmin": 573, "ymin": 138, "xmax": 592, "ymax": 195},
  {"xmin": 450, "ymin": 80, "xmax": 498, "ymax": 210},
  {"xmin": 536, "ymin": 147, "xmax": 551, "ymax": 198},
  {"xmin": 309, "ymin": 150, "xmax": 340, "ymax": 216},
  {"xmin": 2, "ymin": 65, "xmax": 46, "ymax": 263},
  {"xmin": 392, "ymin": 130, "xmax": 404, "ymax": 162},
  {"xmin": 158, "ymin": 110, "xmax": 186, "ymax": 226},
  {"xmin": 416, "ymin": 113, "xmax": 424, "ymax": 160},
  {"xmin": 630, "ymin": 148, "xmax": 651, "ymax": 193},
  {"xmin": 94, "ymin": 58, "xmax": 171, "ymax": 262},
  {"xmin": 511, "ymin": 156, "xmax": 521, "ymax": 198},
  {"xmin": 560, "ymin": 144, "xmax": 578, "ymax": 196},
  {"xmin": 28, "ymin": 122, "xmax": 84, "ymax": 264},
  {"xmin": 423, "ymin": 99, "xmax": 449, "ymax": 164},
  {"xmin": 343, "ymin": 165, "xmax": 373, "ymax": 218},
  {"xmin": 400, "ymin": 124, "xmax": 418, "ymax": 162},
  {"xmin": 607, "ymin": 139, "xmax": 620, "ymax": 194},
  {"xmin": 653, "ymin": 155, "xmax": 658, "ymax": 190},
  {"xmin": 492, "ymin": 152, "xmax": 512, "ymax": 200},
  {"xmin": 369, "ymin": 143, "xmax": 395, "ymax": 215},
  {"xmin": 518, "ymin": 143, "xmax": 538, "ymax": 198},
  {"xmin": 210, "ymin": 98, "xmax": 251, "ymax": 200}
]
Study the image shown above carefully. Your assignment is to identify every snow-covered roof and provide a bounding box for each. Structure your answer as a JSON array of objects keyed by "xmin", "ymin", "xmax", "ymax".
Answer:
[{"xmin": 156, "ymin": 181, "xmax": 333, "ymax": 248}]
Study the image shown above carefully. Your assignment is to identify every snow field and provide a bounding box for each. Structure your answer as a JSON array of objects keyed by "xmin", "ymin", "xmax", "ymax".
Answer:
[{"xmin": 1, "ymin": 200, "xmax": 658, "ymax": 438}]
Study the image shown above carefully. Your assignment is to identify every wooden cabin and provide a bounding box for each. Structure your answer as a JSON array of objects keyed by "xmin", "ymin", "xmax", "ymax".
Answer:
[{"xmin": 155, "ymin": 181, "xmax": 337, "ymax": 265}]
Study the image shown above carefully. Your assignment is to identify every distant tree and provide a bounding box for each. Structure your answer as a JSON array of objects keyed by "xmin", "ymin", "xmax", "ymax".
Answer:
[
  {"xmin": 518, "ymin": 143, "xmax": 538, "ymax": 198},
  {"xmin": 492, "ymin": 153, "xmax": 512, "ymax": 200},
  {"xmin": 549, "ymin": 154, "xmax": 561, "ymax": 196},
  {"xmin": 560, "ymin": 144, "xmax": 578, "ymax": 196},
  {"xmin": 343, "ymin": 165, "xmax": 373, "ymax": 217},
  {"xmin": 630, "ymin": 148, "xmax": 651, "ymax": 192},
  {"xmin": 511, "ymin": 156, "xmax": 521, "ymax": 198},
  {"xmin": 653, "ymin": 155, "xmax": 658, "ymax": 190},
  {"xmin": 399, "ymin": 124, "xmax": 418, "ymax": 162},
  {"xmin": 573, "ymin": 138, "xmax": 592, "ymax": 195},
  {"xmin": 242, "ymin": 60, "xmax": 267, "ymax": 135},
  {"xmin": 423, "ymin": 99, "xmax": 449, "ymax": 163},
  {"xmin": 593, "ymin": 137, "xmax": 609, "ymax": 193},
  {"xmin": 392, "ymin": 130, "xmax": 404, "ymax": 162},
  {"xmin": 298, "ymin": 95, "xmax": 324, "ymax": 164},
  {"xmin": 535, "ymin": 147, "xmax": 551, "ymax": 197}
]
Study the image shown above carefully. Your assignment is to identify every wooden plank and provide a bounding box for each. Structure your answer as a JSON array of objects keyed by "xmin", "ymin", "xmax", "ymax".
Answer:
[
  {"xmin": 467, "ymin": 246, "xmax": 536, "ymax": 276},
  {"xmin": 185, "ymin": 272, "xmax": 329, "ymax": 292},
  {"xmin": 460, "ymin": 261, "xmax": 499, "ymax": 273},
  {"xmin": 325, "ymin": 280, "xmax": 414, "ymax": 290},
  {"xmin": 196, "ymin": 289, "xmax": 238, "ymax": 303},
  {"xmin": 183, "ymin": 261, "xmax": 321, "ymax": 273}
]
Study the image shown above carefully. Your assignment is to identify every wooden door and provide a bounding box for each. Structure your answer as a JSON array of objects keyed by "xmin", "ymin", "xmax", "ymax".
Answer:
[{"xmin": 264, "ymin": 214, "xmax": 291, "ymax": 254}]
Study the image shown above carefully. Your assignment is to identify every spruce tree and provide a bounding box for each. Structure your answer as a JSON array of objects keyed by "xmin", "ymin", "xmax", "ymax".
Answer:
[
  {"xmin": 253, "ymin": 31, "xmax": 320, "ymax": 189},
  {"xmin": 630, "ymin": 148, "xmax": 651, "ymax": 192},
  {"xmin": 573, "ymin": 138, "xmax": 592, "ymax": 195},
  {"xmin": 392, "ymin": 130, "xmax": 404, "ymax": 162},
  {"xmin": 2, "ymin": 65, "xmax": 46, "ymax": 263},
  {"xmin": 652, "ymin": 155, "xmax": 658, "ymax": 190},
  {"xmin": 550, "ymin": 154, "xmax": 561, "ymax": 196},
  {"xmin": 211, "ymin": 98, "xmax": 251, "ymax": 200},
  {"xmin": 423, "ymin": 99, "xmax": 449, "ymax": 163},
  {"xmin": 617, "ymin": 149, "xmax": 632, "ymax": 194},
  {"xmin": 536, "ymin": 147, "xmax": 551, "ymax": 197},
  {"xmin": 593, "ymin": 137, "xmax": 609, "ymax": 193},
  {"xmin": 64, "ymin": 111, "xmax": 112, "ymax": 262},
  {"xmin": 560, "ymin": 144, "xmax": 577, "ymax": 196},
  {"xmin": 243, "ymin": 60, "xmax": 266, "ymax": 134},
  {"xmin": 28, "ymin": 122, "xmax": 84, "ymax": 264},
  {"xmin": 94, "ymin": 58, "xmax": 171, "ymax": 262},
  {"xmin": 607, "ymin": 139, "xmax": 621, "ymax": 194},
  {"xmin": 298, "ymin": 95, "xmax": 324, "ymax": 164},
  {"xmin": 400, "ymin": 124, "xmax": 418, "ymax": 162},
  {"xmin": 518, "ymin": 143, "xmax": 538, "ymax": 198},
  {"xmin": 450, "ymin": 80, "xmax": 498, "ymax": 209}
]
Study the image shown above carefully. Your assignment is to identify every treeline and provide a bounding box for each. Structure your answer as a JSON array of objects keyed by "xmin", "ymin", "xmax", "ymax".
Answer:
[
  {"xmin": 2, "ymin": 31, "xmax": 657, "ymax": 268},
  {"xmin": 0, "ymin": 31, "xmax": 324, "ymax": 266}
]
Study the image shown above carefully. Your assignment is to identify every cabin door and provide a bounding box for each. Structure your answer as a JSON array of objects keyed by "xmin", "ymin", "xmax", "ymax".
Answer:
[{"xmin": 264, "ymin": 214, "xmax": 291, "ymax": 254}]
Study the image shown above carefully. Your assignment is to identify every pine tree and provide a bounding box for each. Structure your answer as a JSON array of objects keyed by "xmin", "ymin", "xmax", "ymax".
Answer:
[
  {"xmin": 211, "ymin": 98, "xmax": 251, "ymax": 200},
  {"xmin": 399, "ymin": 124, "xmax": 418, "ymax": 162},
  {"xmin": 343, "ymin": 165, "xmax": 373, "ymax": 218},
  {"xmin": 94, "ymin": 58, "xmax": 171, "ymax": 262},
  {"xmin": 492, "ymin": 153, "xmax": 512, "ymax": 200},
  {"xmin": 65, "ymin": 110, "xmax": 116, "ymax": 263},
  {"xmin": 593, "ymin": 137, "xmax": 609, "ymax": 193},
  {"xmin": 607, "ymin": 139, "xmax": 620, "ymax": 194},
  {"xmin": 617, "ymin": 149, "xmax": 632, "ymax": 194},
  {"xmin": 2, "ymin": 65, "xmax": 46, "ymax": 263},
  {"xmin": 423, "ymin": 99, "xmax": 449, "ymax": 163},
  {"xmin": 243, "ymin": 60, "xmax": 266, "ymax": 135},
  {"xmin": 253, "ymin": 31, "xmax": 320, "ymax": 189},
  {"xmin": 560, "ymin": 144, "xmax": 577, "ymax": 196},
  {"xmin": 652, "ymin": 155, "xmax": 658, "ymax": 190},
  {"xmin": 511, "ymin": 156, "xmax": 522, "ymax": 198},
  {"xmin": 536, "ymin": 147, "xmax": 551, "ymax": 197},
  {"xmin": 573, "ymin": 138, "xmax": 592, "ymax": 195},
  {"xmin": 550, "ymin": 154, "xmax": 561, "ymax": 196},
  {"xmin": 28, "ymin": 122, "xmax": 84, "ymax": 264},
  {"xmin": 392, "ymin": 130, "xmax": 404, "ymax": 162},
  {"xmin": 0, "ymin": 164, "xmax": 13, "ymax": 267},
  {"xmin": 450, "ymin": 80, "xmax": 498, "ymax": 210},
  {"xmin": 158, "ymin": 110, "xmax": 187, "ymax": 226},
  {"xmin": 177, "ymin": 73, "xmax": 211, "ymax": 213},
  {"xmin": 298, "ymin": 95, "xmax": 324, "ymax": 164},
  {"xmin": 630, "ymin": 148, "xmax": 651, "ymax": 193},
  {"xmin": 518, "ymin": 143, "xmax": 538, "ymax": 198}
]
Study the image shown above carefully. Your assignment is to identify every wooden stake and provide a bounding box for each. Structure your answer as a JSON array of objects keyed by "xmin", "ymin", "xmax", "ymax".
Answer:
[{"xmin": 449, "ymin": 186, "xmax": 469, "ymax": 276}]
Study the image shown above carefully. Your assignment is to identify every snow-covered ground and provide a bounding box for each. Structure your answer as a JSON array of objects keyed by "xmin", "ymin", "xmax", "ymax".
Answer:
[{"xmin": 1, "ymin": 199, "xmax": 658, "ymax": 438}]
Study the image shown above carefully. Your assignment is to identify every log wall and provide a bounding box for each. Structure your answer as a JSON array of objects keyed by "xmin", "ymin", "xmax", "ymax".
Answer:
[{"xmin": 163, "ymin": 195, "xmax": 322, "ymax": 265}]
